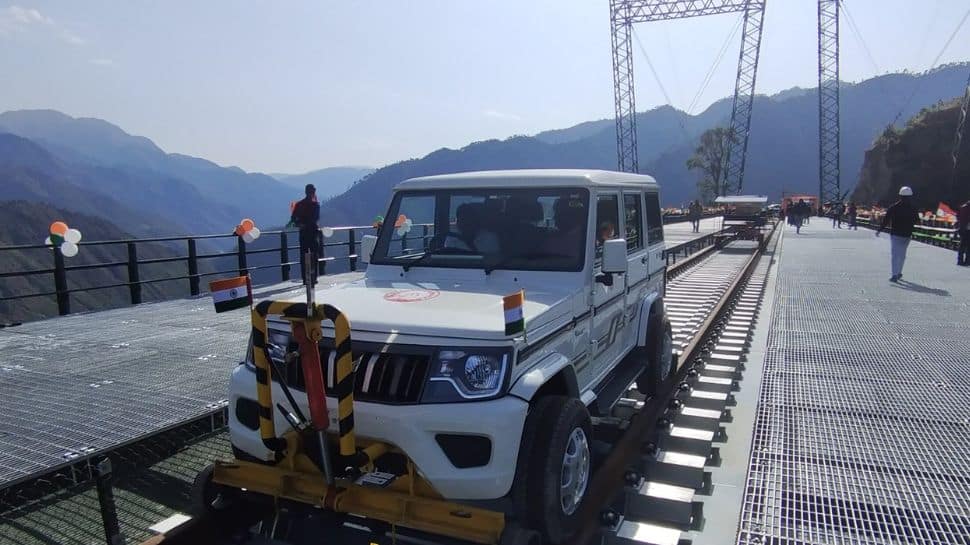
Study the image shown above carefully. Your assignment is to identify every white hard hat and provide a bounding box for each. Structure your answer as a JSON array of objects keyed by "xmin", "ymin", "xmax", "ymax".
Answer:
[{"xmin": 899, "ymin": 186, "xmax": 913, "ymax": 196}]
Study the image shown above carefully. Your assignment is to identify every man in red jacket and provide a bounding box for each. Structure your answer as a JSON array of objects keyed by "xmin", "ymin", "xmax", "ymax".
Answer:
[
  {"xmin": 958, "ymin": 200, "xmax": 970, "ymax": 266},
  {"xmin": 291, "ymin": 184, "xmax": 321, "ymax": 285}
]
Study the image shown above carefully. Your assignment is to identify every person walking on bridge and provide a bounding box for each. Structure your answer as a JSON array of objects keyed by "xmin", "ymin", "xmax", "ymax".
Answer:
[
  {"xmin": 958, "ymin": 199, "xmax": 970, "ymax": 266},
  {"xmin": 291, "ymin": 183, "xmax": 321, "ymax": 285},
  {"xmin": 688, "ymin": 200, "xmax": 703, "ymax": 233},
  {"xmin": 847, "ymin": 202, "xmax": 858, "ymax": 230},
  {"xmin": 793, "ymin": 199, "xmax": 808, "ymax": 234},
  {"xmin": 831, "ymin": 202, "xmax": 845, "ymax": 229},
  {"xmin": 876, "ymin": 186, "xmax": 920, "ymax": 282}
]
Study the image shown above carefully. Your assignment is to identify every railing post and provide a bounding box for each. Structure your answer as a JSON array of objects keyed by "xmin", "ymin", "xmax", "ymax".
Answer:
[
  {"xmin": 52, "ymin": 246, "xmax": 70, "ymax": 315},
  {"xmin": 94, "ymin": 458, "xmax": 126, "ymax": 545},
  {"xmin": 318, "ymin": 232, "xmax": 327, "ymax": 277},
  {"xmin": 187, "ymin": 238, "xmax": 200, "ymax": 296},
  {"xmin": 237, "ymin": 236, "xmax": 248, "ymax": 277},
  {"xmin": 347, "ymin": 228, "xmax": 357, "ymax": 272},
  {"xmin": 126, "ymin": 242, "xmax": 141, "ymax": 305},
  {"xmin": 280, "ymin": 231, "xmax": 290, "ymax": 281}
]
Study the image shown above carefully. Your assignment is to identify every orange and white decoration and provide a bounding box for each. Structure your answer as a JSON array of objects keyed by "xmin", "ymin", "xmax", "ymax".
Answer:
[{"xmin": 44, "ymin": 221, "xmax": 82, "ymax": 258}]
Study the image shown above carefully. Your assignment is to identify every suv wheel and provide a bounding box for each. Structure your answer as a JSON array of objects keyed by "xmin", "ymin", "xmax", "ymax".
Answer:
[
  {"xmin": 191, "ymin": 463, "xmax": 236, "ymax": 516},
  {"xmin": 520, "ymin": 396, "xmax": 593, "ymax": 544},
  {"xmin": 636, "ymin": 314, "xmax": 673, "ymax": 397}
]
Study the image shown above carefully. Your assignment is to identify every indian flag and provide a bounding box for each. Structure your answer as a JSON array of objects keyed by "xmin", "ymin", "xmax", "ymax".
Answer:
[
  {"xmin": 209, "ymin": 276, "xmax": 252, "ymax": 313},
  {"xmin": 503, "ymin": 290, "xmax": 525, "ymax": 336}
]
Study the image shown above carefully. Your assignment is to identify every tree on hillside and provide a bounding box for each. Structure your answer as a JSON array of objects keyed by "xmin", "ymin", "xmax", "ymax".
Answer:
[{"xmin": 686, "ymin": 127, "xmax": 737, "ymax": 202}]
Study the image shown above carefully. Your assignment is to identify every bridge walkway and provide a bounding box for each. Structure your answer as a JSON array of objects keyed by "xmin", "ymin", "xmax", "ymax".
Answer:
[{"xmin": 702, "ymin": 221, "xmax": 970, "ymax": 545}]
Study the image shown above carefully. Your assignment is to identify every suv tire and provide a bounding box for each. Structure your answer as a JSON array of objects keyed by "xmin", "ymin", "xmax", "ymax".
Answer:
[
  {"xmin": 191, "ymin": 463, "xmax": 236, "ymax": 516},
  {"xmin": 635, "ymin": 314, "xmax": 673, "ymax": 397},
  {"xmin": 521, "ymin": 396, "xmax": 593, "ymax": 544}
]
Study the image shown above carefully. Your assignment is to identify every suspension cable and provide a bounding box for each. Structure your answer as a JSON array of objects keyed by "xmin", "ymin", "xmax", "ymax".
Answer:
[
  {"xmin": 631, "ymin": 27, "xmax": 691, "ymax": 142},
  {"xmin": 688, "ymin": 14, "xmax": 744, "ymax": 116},
  {"xmin": 892, "ymin": 5, "xmax": 970, "ymax": 124}
]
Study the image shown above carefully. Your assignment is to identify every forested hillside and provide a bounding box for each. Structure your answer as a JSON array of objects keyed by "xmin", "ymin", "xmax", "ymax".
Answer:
[
  {"xmin": 853, "ymin": 99, "xmax": 970, "ymax": 208},
  {"xmin": 320, "ymin": 64, "xmax": 970, "ymax": 226}
]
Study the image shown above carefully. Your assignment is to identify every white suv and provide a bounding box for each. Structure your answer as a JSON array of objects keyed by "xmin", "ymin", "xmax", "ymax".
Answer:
[{"xmin": 228, "ymin": 169, "xmax": 673, "ymax": 542}]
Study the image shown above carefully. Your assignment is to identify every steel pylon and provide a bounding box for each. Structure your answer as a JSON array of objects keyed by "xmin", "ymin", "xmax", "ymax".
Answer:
[
  {"xmin": 818, "ymin": 0, "xmax": 840, "ymax": 205},
  {"xmin": 609, "ymin": 0, "xmax": 766, "ymax": 196}
]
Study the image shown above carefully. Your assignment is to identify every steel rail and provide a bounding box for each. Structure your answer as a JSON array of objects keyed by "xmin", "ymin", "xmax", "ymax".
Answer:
[{"xmin": 566, "ymin": 220, "xmax": 777, "ymax": 545}]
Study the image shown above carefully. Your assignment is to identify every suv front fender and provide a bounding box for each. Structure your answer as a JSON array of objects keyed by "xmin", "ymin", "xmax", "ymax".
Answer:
[
  {"xmin": 635, "ymin": 293, "xmax": 664, "ymax": 347},
  {"xmin": 508, "ymin": 353, "xmax": 580, "ymax": 402}
]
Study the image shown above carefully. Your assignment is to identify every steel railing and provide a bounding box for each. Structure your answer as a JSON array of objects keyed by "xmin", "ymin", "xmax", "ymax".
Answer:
[
  {"xmin": 0, "ymin": 216, "xmax": 723, "ymax": 319},
  {"xmin": 853, "ymin": 214, "xmax": 961, "ymax": 249},
  {"xmin": 0, "ymin": 226, "xmax": 377, "ymax": 317}
]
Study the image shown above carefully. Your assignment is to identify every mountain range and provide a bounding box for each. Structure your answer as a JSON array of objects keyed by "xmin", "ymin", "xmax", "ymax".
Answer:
[
  {"xmin": 1, "ymin": 63, "xmax": 969, "ymax": 322},
  {"xmin": 320, "ymin": 63, "xmax": 970, "ymax": 226},
  {"xmin": 271, "ymin": 167, "xmax": 375, "ymax": 201}
]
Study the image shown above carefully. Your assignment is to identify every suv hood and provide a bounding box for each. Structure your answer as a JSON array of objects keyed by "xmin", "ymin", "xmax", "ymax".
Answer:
[{"xmin": 283, "ymin": 279, "xmax": 578, "ymax": 341}]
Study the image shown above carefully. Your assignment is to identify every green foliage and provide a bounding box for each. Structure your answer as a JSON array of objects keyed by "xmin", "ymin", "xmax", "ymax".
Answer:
[{"xmin": 686, "ymin": 127, "xmax": 737, "ymax": 203}]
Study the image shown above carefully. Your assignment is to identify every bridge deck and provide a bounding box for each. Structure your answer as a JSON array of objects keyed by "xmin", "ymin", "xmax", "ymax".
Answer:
[
  {"xmin": 0, "ymin": 218, "xmax": 722, "ymax": 492},
  {"xmin": 735, "ymin": 222, "xmax": 970, "ymax": 545}
]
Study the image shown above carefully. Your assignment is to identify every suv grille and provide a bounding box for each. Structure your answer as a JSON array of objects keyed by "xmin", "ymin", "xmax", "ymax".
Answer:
[{"xmin": 273, "ymin": 342, "xmax": 430, "ymax": 404}]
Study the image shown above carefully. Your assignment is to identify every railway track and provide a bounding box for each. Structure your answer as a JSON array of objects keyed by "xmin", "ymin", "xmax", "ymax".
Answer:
[
  {"xmin": 142, "ymin": 222, "xmax": 779, "ymax": 545},
  {"xmin": 0, "ymin": 222, "xmax": 767, "ymax": 545}
]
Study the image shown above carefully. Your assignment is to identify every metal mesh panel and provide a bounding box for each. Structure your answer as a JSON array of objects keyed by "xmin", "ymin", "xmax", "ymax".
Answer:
[
  {"xmin": 0, "ymin": 426, "xmax": 230, "ymax": 545},
  {"xmin": 0, "ymin": 292, "xmax": 248, "ymax": 487},
  {"xmin": 738, "ymin": 226, "xmax": 970, "ymax": 545}
]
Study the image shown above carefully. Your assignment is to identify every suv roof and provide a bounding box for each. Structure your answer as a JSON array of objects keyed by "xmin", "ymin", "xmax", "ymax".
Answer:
[{"xmin": 396, "ymin": 169, "xmax": 659, "ymax": 191}]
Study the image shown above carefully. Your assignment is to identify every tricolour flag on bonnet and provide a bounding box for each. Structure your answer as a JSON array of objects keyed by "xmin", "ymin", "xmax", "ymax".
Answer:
[
  {"xmin": 503, "ymin": 290, "xmax": 525, "ymax": 336},
  {"xmin": 209, "ymin": 276, "xmax": 252, "ymax": 313}
]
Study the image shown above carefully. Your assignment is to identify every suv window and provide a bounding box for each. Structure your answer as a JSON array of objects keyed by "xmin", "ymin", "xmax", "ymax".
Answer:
[
  {"xmin": 624, "ymin": 193, "xmax": 643, "ymax": 252},
  {"xmin": 595, "ymin": 194, "xmax": 620, "ymax": 262},
  {"xmin": 371, "ymin": 188, "xmax": 589, "ymax": 272},
  {"xmin": 644, "ymin": 192, "xmax": 664, "ymax": 243}
]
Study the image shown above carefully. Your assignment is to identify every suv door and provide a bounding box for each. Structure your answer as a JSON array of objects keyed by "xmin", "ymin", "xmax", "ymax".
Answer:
[
  {"xmin": 622, "ymin": 191, "xmax": 648, "ymax": 349},
  {"xmin": 644, "ymin": 191, "xmax": 666, "ymax": 281},
  {"xmin": 590, "ymin": 191, "xmax": 627, "ymax": 384}
]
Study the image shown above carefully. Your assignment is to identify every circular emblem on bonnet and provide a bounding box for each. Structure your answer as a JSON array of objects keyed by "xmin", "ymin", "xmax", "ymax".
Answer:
[{"xmin": 383, "ymin": 289, "xmax": 440, "ymax": 303}]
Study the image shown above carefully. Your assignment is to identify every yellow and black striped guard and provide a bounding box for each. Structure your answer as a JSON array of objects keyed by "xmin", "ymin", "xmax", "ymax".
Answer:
[{"xmin": 250, "ymin": 301, "xmax": 356, "ymax": 462}]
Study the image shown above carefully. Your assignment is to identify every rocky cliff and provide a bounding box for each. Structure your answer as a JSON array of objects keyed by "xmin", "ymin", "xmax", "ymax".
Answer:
[{"xmin": 853, "ymin": 99, "xmax": 970, "ymax": 208}]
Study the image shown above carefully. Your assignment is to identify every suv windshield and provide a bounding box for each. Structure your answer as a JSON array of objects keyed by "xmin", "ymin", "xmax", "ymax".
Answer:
[{"xmin": 371, "ymin": 188, "xmax": 589, "ymax": 272}]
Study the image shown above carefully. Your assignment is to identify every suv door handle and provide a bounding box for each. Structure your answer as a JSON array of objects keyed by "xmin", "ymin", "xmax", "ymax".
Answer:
[{"xmin": 641, "ymin": 256, "xmax": 648, "ymax": 264}]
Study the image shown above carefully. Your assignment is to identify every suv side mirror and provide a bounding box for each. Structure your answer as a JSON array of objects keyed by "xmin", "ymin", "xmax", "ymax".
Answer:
[
  {"xmin": 601, "ymin": 238, "xmax": 628, "ymax": 274},
  {"xmin": 360, "ymin": 235, "xmax": 378, "ymax": 264}
]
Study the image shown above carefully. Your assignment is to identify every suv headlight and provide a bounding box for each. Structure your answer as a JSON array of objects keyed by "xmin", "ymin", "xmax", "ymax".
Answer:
[
  {"xmin": 244, "ymin": 330, "xmax": 292, "ymax": 371},
  {"xmin": 422, "ymin": 348, "xmax": 512, "ymax": 403}
]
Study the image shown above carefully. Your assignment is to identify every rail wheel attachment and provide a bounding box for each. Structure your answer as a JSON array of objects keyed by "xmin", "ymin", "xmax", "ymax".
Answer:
[{"xmin": 192, "ymin": 463, "xmax": 237, "ymax": 516}]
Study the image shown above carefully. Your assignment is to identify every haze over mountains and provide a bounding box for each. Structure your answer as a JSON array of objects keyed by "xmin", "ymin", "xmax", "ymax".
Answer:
[
  {"xmin": 3, "ymin": 64, "xmax": 968, "ymax": 238},
  {"xmin": 321, "ymin": 63, "xmax": 970, "ymax": 225},
  {"xmin": 271, "ymin": 167, "xmax": 375, "ymax": 201},
  {"xmin": 1, "ymin": 64, "xmax": 968, "ymax": 322}
]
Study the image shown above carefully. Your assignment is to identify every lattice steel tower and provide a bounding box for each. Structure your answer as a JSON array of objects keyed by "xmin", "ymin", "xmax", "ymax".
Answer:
[
  {"xmin": 817, "ymin": 0, "xmax": 840, "ymax": 204},
  {"xmin": 610, "ymin": 0, "xmax": 766, "ymax": 196}
]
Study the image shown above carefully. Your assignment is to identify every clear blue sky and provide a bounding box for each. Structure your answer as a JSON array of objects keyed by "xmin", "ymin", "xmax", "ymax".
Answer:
[{"xmin": 1, "ymin": 1, "xmax": 969, "ymax": 174}]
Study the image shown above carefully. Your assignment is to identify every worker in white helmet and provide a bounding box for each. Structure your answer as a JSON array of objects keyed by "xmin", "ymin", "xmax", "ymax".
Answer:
[{"xmin": 876, "ymin": 186, "xmax": 920, "ymax": 282}]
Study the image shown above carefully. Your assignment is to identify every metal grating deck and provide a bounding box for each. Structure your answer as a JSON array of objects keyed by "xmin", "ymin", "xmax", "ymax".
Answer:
[
  {"xmin": 0, "ymin": 276, "xmax": 358, "ymax": 490},
  {"xmin": 737, "ymin": 224, "xmax": 970, "ymax": 545}
]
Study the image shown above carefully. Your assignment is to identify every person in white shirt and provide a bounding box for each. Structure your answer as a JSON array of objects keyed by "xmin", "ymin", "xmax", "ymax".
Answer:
[{"xmin": 443, "ymin": 202, "xmax": 500, "ymax": 254}]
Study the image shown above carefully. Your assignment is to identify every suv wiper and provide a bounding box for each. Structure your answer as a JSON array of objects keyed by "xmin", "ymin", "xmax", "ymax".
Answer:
[
  {"xmin": 402, "ymin": 247, "xmax": 481, "ymax": 272},
  {"xmin": 484, "ymin": 251, "xmax": 570, "ymax": 275},
  {"xmin": 401, "ymin": 252, "xmax": 435, "ymax": 272}
]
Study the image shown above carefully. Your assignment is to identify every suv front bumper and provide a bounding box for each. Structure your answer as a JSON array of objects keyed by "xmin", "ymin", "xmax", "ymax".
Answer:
[{"xmin": 228, "ymin": 364, "xmax": 529, "ymax": 500}]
